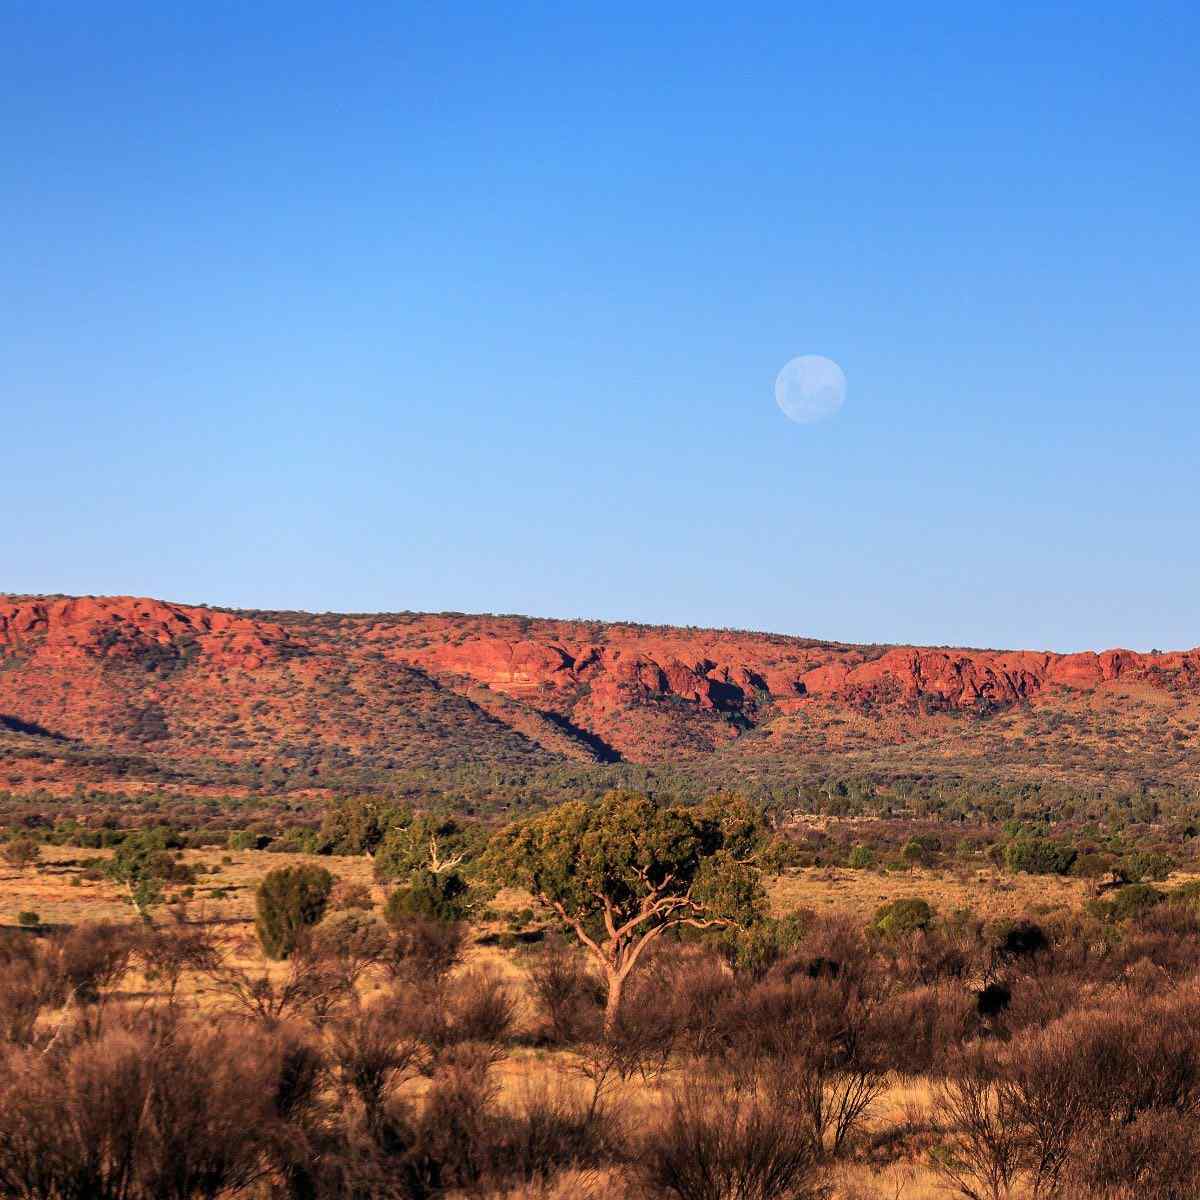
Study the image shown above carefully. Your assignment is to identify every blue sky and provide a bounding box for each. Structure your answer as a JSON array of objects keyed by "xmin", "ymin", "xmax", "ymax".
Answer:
[{"xmin": 3, "ymin": 3, "xmax": 1197, "ymax": 651}]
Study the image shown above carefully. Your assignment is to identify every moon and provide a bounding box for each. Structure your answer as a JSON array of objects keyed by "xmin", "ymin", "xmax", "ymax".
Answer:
[{"xmin": 775, "ymin": 355, "xmax": 846, "ymax": 424}]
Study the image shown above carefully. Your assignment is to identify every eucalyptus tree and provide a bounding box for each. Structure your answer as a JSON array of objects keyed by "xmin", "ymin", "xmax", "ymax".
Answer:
[{"xmin": 486, "ymin": 790, "xmax": 766, "ymax": 1032}]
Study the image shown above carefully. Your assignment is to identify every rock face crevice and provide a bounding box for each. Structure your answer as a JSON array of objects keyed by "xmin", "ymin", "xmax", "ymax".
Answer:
[{"xmin": 1, "ymin": 595, "xmax": 1197, "ymax": 780}]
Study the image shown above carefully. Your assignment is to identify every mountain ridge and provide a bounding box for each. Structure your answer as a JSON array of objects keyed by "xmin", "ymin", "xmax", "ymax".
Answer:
[{"xmin": 2, "ymin": 594, "xmax": 1198, "ymax": 798}]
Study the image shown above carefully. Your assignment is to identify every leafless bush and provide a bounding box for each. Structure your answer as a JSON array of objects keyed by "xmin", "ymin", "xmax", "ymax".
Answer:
[
  {"xmin": 931, "ymin": 1047, "xmax": 1024, "ymax": 1200},
  {"xmin": 636, "ymin": 1082, "xmax": 823, "ymax": 1200},
  {"xmin": 309, "ymin": 909, "xmax": 391, "ymax": 990},
  {"xmin": 483, "ymin": 1080, "xmax": 623, "ymax": 1190},
  {"xmin": 409, "ymin": 1044, "xmax": 502, "ymax": 1192},
  {"xmin": 384, "ymin": 967, "xmax": 514, "ymax": 1056},
  {"xmin": 873, "ymin": 982, "xmax": 976, "ymax": 1075},
  {"xmin": 885, "ymin": 927, "xmax": 977, "ymax": 988},
  {"xmin": 205, "ymin": 944, "xmax": 353, "ymax": 1027},
  {"xmin": 329, "ymin": 1004, "xmax": 425, "ymax": 1136},
  {"xmin": 1061, "ymin": 1110, "xmax": 1200, "ymax": 1199},
  {"xmin": 527, "ymin": 938, "xmax": 605, "ymax": 1044},
  {"xmin": 0, "ymin": 935, "xmax": 56, "ymax": 1046},
  {"xmin": 452, "ymin": 967, "xmax": 517, "ymax": 1045},
  {"xmin": 134, "ymin": 921, "xmax": 220, "ymax": 1003},
  {"xmin": 665, "ymin": 952, "xmax": 738, "ymax": 1060},
  {"xmin": 717, "ymin": 972, "xmax": 887, "ymax": 1156},
  {"xmin": 49, "ymin": 920, "xmax": 136, "ymax": 1004},
  {"xmin": 933, "ymin": 990, "xmax": 1200, "ymax": 1200}
]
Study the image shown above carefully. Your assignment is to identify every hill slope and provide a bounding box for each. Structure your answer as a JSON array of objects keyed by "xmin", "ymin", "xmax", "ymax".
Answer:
[{"xmin": 1, "ymin": 595, "xmax": 1198, "ymax": 797}]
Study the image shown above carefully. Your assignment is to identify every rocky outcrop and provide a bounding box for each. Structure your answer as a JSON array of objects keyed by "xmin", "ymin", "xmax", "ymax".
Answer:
[{"xmin": 0, "ymin": 594, "xmax": 1196, "ymax": 783}]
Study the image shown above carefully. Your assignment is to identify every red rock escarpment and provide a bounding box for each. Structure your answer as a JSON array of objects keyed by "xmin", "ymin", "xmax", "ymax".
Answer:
[{"xmin": 0, "ymin": 595, "xmax": 1197, "ymax": 773}]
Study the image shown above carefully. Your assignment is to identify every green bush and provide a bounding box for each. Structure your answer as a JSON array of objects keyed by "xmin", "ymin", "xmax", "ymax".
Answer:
[
  {"xmin": 16, "ymin": 911, "xmax": 39, "ymax": 927},
  {"xmin": 1071, "ymin": 851, "xmax": 1117, "ymax": 878},
  {"xmin": 254, "ymin": 864, "xmax": 335, "ymax": 959},
  {"xmin": 1124, "ymin": 850, "xmax": 1176, "ymax": 883},
  {"xmin": 847, "ymin": 845, "xmax": 876, "ymax": 869},
  {"xmin": 384, "ymin": 869, "xmax": 470, "ymax": 924},
  {"xmin": 870, "ymin": 898, "xmax": 934, "ymax": 938},
  {"xmin": 1091, "ymin": 883, "xmax": 1166, "ymax": 924},
  {"xmin": 1004, "ymin": 837, "xmax": 1078, "ymax": 876},
  {"xmin": 711, "ymin": 911, "xmax": 811, "ymax": 979}
]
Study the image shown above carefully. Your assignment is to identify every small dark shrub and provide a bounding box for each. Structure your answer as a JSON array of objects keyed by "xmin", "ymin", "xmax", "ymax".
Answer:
[
  {"xmin": 255, "ymin": 865, "xmax": 335, "ymax": 959},
  {"xmin": 384, "ymin": 870, "xmax": 471, "ymax": 924},
  {"xmin": 993, "ymin": 919, "xmax": 1048, "ymax": 962},
  {"xmin": 1095, "ymin": 883, "xmax": 1166, "ymax": 924},
  {"xmin": 870, "ymin": 898, "xmax": 934, "ymax": 939},
  {"xmin": 1005, "ymin": 837, "xmax": 1077, "ymax": 876},
  {"xmin": 977, "ymin": 982, "xmax": 1011, "ymax": 1018}
]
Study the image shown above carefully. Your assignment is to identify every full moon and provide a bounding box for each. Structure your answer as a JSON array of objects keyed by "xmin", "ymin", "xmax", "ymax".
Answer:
[{"xmin": 774, "ymin": 355, "xmax": 846, "ymax": 424}]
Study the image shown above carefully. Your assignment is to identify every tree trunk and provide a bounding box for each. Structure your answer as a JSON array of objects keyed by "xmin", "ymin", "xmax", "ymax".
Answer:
[{"xmin": 603, "ymin": 967, "xmax": 624, "ymax": 1037}]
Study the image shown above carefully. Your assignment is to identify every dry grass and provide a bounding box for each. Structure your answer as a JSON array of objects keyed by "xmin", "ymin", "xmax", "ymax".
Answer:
[
  {"xmin": 2, "ymin": 848, "xmax": 1173, "ymax": 1198},
  {"xmin": 0, "ymin": 845, "xmax": 379, "ymax": 928},
  {"xmin": 767, "ymin": 862, "xmax": 1091, "ymax": 923}
]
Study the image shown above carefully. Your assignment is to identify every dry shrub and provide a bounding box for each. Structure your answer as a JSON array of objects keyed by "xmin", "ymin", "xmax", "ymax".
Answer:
[
  {"xmin": 385, "ymin": 916, "xmax": 465, "ymax": 984},
  {"xmin": 931, "ymin": 1047, "xmax": 1023, "ymax": 1200},
  {"xmin": 387, "ymin": 967, "xmax": 514, "ymax": 1053},
  {"xmin": 716, "ymin": 972, "xmax": 887, "ymax": 1156},
  {"xmin": 449, "ymin": 967, "xmax": 516, "ymax": 1045},
  {"xmin": 637, "ymin": 1082, "xmax": 823, "ymax": 1200},
  {"xmin": 329, "ymin": 879, "xmax": 376, "ymax": 912},
  {"xmin": 1062, "ymin": 1110, "xmax": 1200, "ymax": 1199},
  {"xmin": 995, "ymin": 971, "xmax": 1080, "ymax": 1035},
  {"xmin": 0, "ymin": 1017, "xmax": 325, "ymax": 1200},
  {"xmin": 873, "ymin": 982, "xmax": 976, "ymax": 1075},
  {"xmin": 329, "ymin": 1005, "xmax": 425, "ymax": 1134},
  {"xmin": 483, "ymin": 1081, "xmax": 622, "ymax": 1189},
  {"xmin": 309, "ymin": 909, "xmax": 391, "ymax": 989},
  {"xmin": 0, "ymin": 923, "xmax": 138, "ymax": 1046},
  {"xmin": 205, "ymin": 945, "xmax": 353, "ymax": 1027},
  {"xmin": 790, "ymin": 913, "xmax": 876, "ymax": 992},
  {"xmin": 668, "ymin": 952, "xmax": 738, "ymax": 1060},
  {"xmin": 933, "ymin": 989, "xmax": 1200, "ymax": 1200},
  {"xmin": 134, "ymin": 921, "xmax": 219, "ymax": 1003},
  {"xmin": 884, "ymin": 927, "xmax": 977, "ymax": 988},
  {"xmin": 0, "ymin": 935, "xmax": 55, "ymax": 1046},
  {"xmin": 527, "ymin": 939, "xmax": 605, "ymax": 1044},
  {"xmin": 409, "ymin": 1044, "xmax": 501, "ymax": 1191},
  {"xmin": 50, "ymin": 921, "xmax": 136, "ymax": 1004}
]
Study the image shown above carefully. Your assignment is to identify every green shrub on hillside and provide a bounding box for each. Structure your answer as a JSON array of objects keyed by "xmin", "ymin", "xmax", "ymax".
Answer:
[
  {"xmin": 1004, "ymin": 837, "xmax": 1077, "ymax": 876},
  {"xmin": 1089, "ymin": 883, "xmax": 1166, "ymax": 924},
  {"xmin": 870, "ymin": 898, "xmax": 934, "ymax": 938}
]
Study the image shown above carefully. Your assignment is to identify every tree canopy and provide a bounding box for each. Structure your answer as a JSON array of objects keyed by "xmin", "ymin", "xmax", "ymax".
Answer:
[{"xmin": 485, "ymin": 790, "xmax": 766, "ymax": 1029}]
